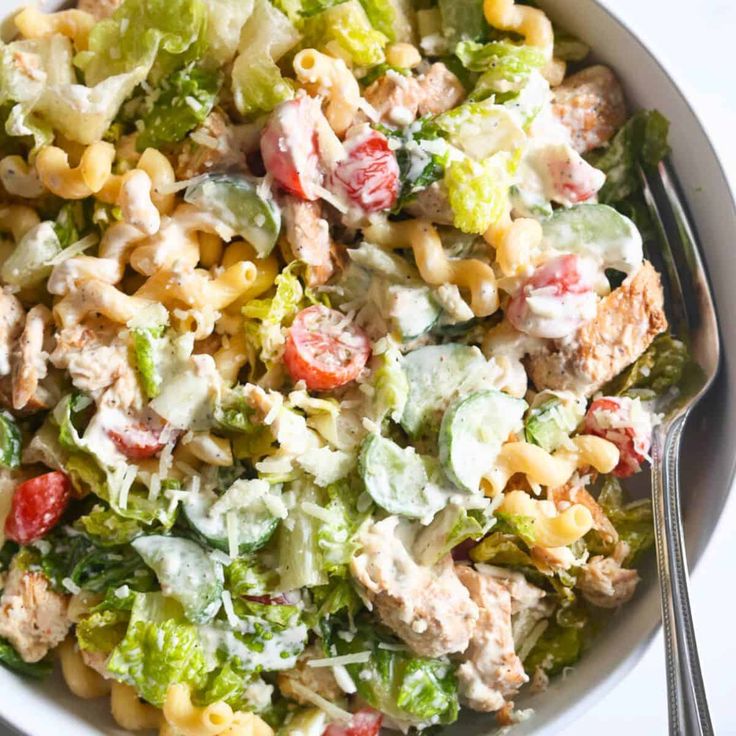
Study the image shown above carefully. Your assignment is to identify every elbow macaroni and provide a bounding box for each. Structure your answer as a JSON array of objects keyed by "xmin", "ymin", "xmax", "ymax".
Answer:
[
  {"xmin": 483, "ymin": 435, "xmax": 620, "ymax": 496},
  {"xmin": 35, "ymin": 143, "xmax": 116, "ymax": 199},
  {"xmin": 161, "ymin": 684, "xmax": 274, "ymax": 736},
  {"xmin": 0, "ymin": 205, "xmax": 40, "ymax": 242},
  {"xmin": 0, "ymin": 155, "xmax": 44, "ymax": 198},
  {"xmin": 364, "ymin": 219, "xmax": 499, "ymax": 317},
  {"xmin": 59, "ymin": 638, "xmax": 111, "ymax": 700},
  {"xmin": 483, "ymin": 0, "xmax": 554, "ymax": 60},
  {"xmin": 14, "ymin": 6, "xmax": 95, "ymax": 50},
  {"xmin": 499, "ymin": 489, "xmax": 594, "ymax": 547},
  {"xmin": 294, "ymin": 49, "xmax": 362, "ymax": 137},
  {"xmin": 111, "ymin": 682, "xmax": 164, "ymax": 731},
  {"xmin": 485, "ymin": 210, "xmax": 544, "ymax": 277}
]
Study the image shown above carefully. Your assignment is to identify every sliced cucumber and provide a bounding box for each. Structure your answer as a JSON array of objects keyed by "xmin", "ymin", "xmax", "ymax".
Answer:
[
  {"xmin": 380, "ymin": 283, "xmax": 441, "ymax": 340},
  {"xmin": 358, "ymin": 434, "xmax": 447, "ymax": 519},
  {"xmin": 182, "ymin": 481, "xmax": 282, "ymax": 555},
  {"xmin": 541, "ymin": 204, "xmax": 642, "ymax": 275},
  {"xmin": 439, "ymin": 390, "xmax": 526, "ymax": 493},
  {"xmin": 400, "ymin": 344, "xmax": 501, "ymax": 438},
  {"xmin": 184, "ymin": 174, "xmax": 281, "ymax": 257},
  {"xmin": 131, "ymin": 536, "xmax": 222, "ymax": 624}
]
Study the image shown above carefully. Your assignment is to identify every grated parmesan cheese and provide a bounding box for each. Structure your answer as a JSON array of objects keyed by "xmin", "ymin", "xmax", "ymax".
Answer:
[
  {"xmin": 226, "ymin": 510, "xmax": 239, "ymax": 559},
  {"xmin": 307, "ymin": 651, "xmax": 372, "ymax": 668},
  {"xmin": 62, "ymin": 577, "xmax": 81, "ymax": 595}
]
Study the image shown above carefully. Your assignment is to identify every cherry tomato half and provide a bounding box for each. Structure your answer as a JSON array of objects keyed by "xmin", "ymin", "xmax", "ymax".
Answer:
[
  {"xmin": 507, "ymin": 254, "xmax": 598, "ymax": 339},
  {"xmin": 284, "ymin": 305, "xmax": 371, "ymax": 391},
  {"xmin": 106, "ymin": 411, "xmax": 169, "ymax": 460},
  {"xmin": 584, "ymin": 397, "xmax": 652, "ymax": 477},
  {"xmin": 330, "ymin": 126, "xmax": 399, "ymax": 213},
  {"xmin": 323, "ymin": 709, "xmax": 383, "ymax": 736},
  {"xmin": 4, "ymin": 471, "xmax": 71, "ymax": 544},
  {"xmin": 260, "ymin": 96, "xmax": 323, "ymax": 200}
]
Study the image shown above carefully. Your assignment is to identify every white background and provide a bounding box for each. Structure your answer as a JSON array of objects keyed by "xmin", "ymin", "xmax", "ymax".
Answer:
[{"xmin": 560, "ymin": 0, "xmax": 736, "ymax": 734}]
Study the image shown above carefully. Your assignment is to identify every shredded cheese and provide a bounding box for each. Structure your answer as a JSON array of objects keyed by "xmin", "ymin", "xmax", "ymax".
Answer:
[
  {"xmin": 226, "ymin": 510, "xmax": 239, "ymax": 559},
  {"xmin": 285, "ymin": 682, "xmax": 353, "ymax": 724},
  {"xmin": 307, "ymin": 651, "xmax": 372, "ymax": 668}
]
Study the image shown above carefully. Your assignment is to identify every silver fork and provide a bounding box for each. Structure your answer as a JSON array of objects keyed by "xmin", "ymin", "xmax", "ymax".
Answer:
[{"xmin": 639, "ymin": 161, "xmax": 719, "ymax": 736}]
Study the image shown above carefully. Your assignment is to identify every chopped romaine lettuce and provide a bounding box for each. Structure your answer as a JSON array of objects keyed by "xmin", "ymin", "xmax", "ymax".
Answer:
[
  {"xmin": 0, "ymin": 411, "xmax": 21, "ymax": 469},
  {"xmin": 0, "ymin": 638, "xmax": 52, "ymax": 679},
  {"xmin": 76, "ymin": 608, "xmax": 130, "ymax": 655},
  {"xmin": 1, "ymin": 221, "xmax": 61, "ymax": 288},
  {"xmin": 469, "ymin": 531, "xmax": 534, "ymax": 567},
  {"xmin": 131, "ymin": 326, "xmax": 166, "ymax": 400},
  {"xmin": 108, "ymin": 593, "xmax": 208, "ymax": 706},
  {"xmin": 133, "ymin": 63, "xmax": 221, "ymax": 150},
  {"xmin": 369, "ymin": 340, "xmax": 409, "ymax": 424},
  {"xmin": 445, "ymin": 153, "xmax": 510, "ymax": 234},
  {"xmin": 82, "ymin": 0, "xmax": 208, "ymax": 86},
  {"xmin": 335, "ymin": 623, "xmax": 459, "ymax": 727},
  {"xmin": 603, "ymin": 333, "xmax": 690, "ymax": 400},
  {"xmin": 523, "ymin": 621, "xmax": 583, "ymax": 675},
  {"xmin": 225, "ymin": 554, "xmax": 280, "ymax": 597},
  {"xmin": 414, "ymin": 503, "xmax": 493, "ymax": 566},
  {"xmin": 231, "ymin": 0, "xmax": 300, "ymax": 116},
  {"xmin": 75, "ymin": 504, "xmax": 146, "ymax": 546},
  {"xmin": 524, "ymin": 392, "xmax": 586, "ymax": 453},
  {"xmin": 301, "ymin": 0, "xmax": 388, "ymax": 67},
  {"xmin": 204, "ymin": 0, "xmax": 256, "ymax": 64},
  {"xmin": 589, "ymin": 110, "xmax": 670, "ymax": 205},
  {"xmin": 359, "ymin": 0, "xmax": 416, "ymax": 43},
  {"xmin": 438, "ymin": 0, "xmax": 488, "ymax": 47}
]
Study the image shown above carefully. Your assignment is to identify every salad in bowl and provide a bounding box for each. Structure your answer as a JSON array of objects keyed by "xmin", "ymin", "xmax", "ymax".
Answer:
[{"xmin": 0, "ymin": 0, "xmax": 690, "ymax": 733}]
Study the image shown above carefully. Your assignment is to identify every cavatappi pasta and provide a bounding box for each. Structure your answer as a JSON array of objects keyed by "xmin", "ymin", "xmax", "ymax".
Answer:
[{"xmin": 0, "ymin": 0, "xmax": 676, "ymax": 732}]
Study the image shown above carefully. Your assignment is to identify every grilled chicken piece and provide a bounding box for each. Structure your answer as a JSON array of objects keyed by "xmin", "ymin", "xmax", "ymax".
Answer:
[
  {"xmin": 552, "ymin": 65, "xmax": 627, "ymax": 154},
  {"xmin": 0, "ymin": 559, "xmax": 71, "ymax": 662},
  {"xmin": 527, "ymin": 260, "xmax": 667, "ymax": 397},
  {"xmin": 416, "ymin": 63, "xmax": 466, "ymax": 116},
  {"xmin": 363, "ymin": 71, "xmax": 423, "ymax": 127},
  {"xmin": 277, "ymin": 645, "xmax": 342, "ymax": 704},
  {"xmin": 282, "ymin": 196, "xmax": 334, "ymax": 286},
  {"xmin": 351, "ymin": 517, "xmax": 478, "ymax": 658},
  {"xmin": 578, "ymin": 542, "xmax": 639, "ymax": 608}
]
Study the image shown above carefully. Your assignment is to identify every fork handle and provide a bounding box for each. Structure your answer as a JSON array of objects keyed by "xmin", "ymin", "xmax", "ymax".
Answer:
[{"xmin": 651, "ymin": 418, "xmax": 714, "ymax": 735}]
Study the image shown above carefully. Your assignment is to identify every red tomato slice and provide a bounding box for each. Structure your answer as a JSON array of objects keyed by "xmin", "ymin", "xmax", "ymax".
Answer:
[
  {"xmin": 584, "ymin": 397, "xmax": 652, "ymax": 477},
  {"xmin": 284, "ymin": 305, "xmax": 371, "ymax": 391},
  {"xmin": 323, "ymin": 709, "xmax": 383, "ymax": 736},
  {"xmin": 105, "ymin": 411, "xmax": 169, "ymax": 460},
  {"xmin": 260, "ymin": 96, "xmax": 323, "ymax": 200},
  {"xmin": 330, "ymin": 126, "xmax": 399, "ymax": 213},
  {"xmin": 4, "ymin": 471, "xmax": 71, "ymax": 544},
  {"xmin": 507, "ymin": 254, "xmax": 598, "ymax": 339}
]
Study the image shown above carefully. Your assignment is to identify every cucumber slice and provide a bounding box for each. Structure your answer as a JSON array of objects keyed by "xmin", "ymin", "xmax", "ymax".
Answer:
[
  {"xmin": 182, "ymin": 481, "xmax": 282, "ymax": 555},
  {"xmin": 439, "ymin": 390, "xmax": 526, "ymax": 493},
  {"xmin": 541, "ymin": 204, "xmax": 642, "ymax": 274},
  {"xmin": 381, "ymin": 283, "xmax": 441, "ymax": 340},
  {"xmin": 400, "ymin": 344, "xmax": 501, "ymax": 438},
  {"xmin": 358, "ymin": 434, "xmax": 447, "ymax": 519},
  {"xmin": 184, "ymin": 174, "xmax": 281, "ymax": 257},
  {"xmin": 132, "ymin": 536, "xmax": 222, "ymax": 624}
]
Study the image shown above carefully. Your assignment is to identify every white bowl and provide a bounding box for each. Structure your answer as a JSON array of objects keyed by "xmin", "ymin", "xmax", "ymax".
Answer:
[{"xmin": 1, "ymin": 1, "xmax": 735, "ymax": 734}]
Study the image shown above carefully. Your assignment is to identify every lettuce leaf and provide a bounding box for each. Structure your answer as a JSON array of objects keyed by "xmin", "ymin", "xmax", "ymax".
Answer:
[
  {"xmin": 335, "ymin": 622, "xmax": 459, "ymax": 727},
  {"xmin": 225, "ymin": 554, "xmax": 280, "ymax": 597},
  {"xmin": 301, "ymin": 0, "xmax": 387, "ymax": 67},
  {"xmin": 370, "ymin": 340, "xmax": 409, "ymax": 424},
  {"xmin": 107, "ymin": 593, "xmax": 208, "ymax": 707},
  {"xmin": 414, "ymin": 503, "xmax": 493, "ymax": 566},
  {"xmin": 603, "ymin": 333, "xmax": 690, "ymax": 400},
  {"xmin": 358, "ymin": 0, "xmax": 415, "ymax": 43},
  {"xmin": 131, "ymin": 326, "xmax": 166, "ymax": 400},
  {"xmin": 523, "ymin": 621, "xmax": 583, "ymax": 675},
  {"xmin": 445, "ymin": 153, "xmax": 510, "ymax": 234},
  {"xmin": 0, "ymin": 638, "xmax": 52, "ymax": 679},
  {"xmin": 231, "ymin": 0, "xmax": 300, "ymax": 116},
  {"xmin": 469, "ymin": 531, "xmax": 534, "ymax": 567},
  {"xmin": 589, "ymin": 109, "xmax": 670, "ymax": 208},
  {"xmin": 204, "ymin": 0, "xmax": 256, "ymax": 65},
  {"xmin": 133, "ymin": 63, "xmax": 221, "ymax": 151},
  {"xmin": 77, "ymin": 608, "xmax": 130, "ymax": 654},
  {"xmin": 75, "ymin": 504, "xmax": 147, "ymax": 546},
  {"xmin": 82, "ymin": 0, "xmax": 208, "ymax": 86},
  {"xmin": 438, "ymin": 0, "xmax": 488, "ymax": 47}
]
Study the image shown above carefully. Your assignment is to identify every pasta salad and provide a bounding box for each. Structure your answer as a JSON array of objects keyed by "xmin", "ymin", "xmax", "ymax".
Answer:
[{"xmin": 0, "ymin": 0, "xmax": 690, "ymax": 733}]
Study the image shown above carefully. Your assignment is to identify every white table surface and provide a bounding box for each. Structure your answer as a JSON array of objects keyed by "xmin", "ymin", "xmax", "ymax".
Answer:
[
  {"xmin": 560, "ymin": 1, "xmax": 736, "ymax": 734},
  {"xmin": 0, "ymin": 1, "xmax": 733, "ymax": 736}
]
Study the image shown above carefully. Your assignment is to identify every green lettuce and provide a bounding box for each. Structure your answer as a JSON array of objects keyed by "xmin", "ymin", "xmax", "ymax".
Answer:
[
  {"xmin": 81, "ymin": 0, "xmax": 208, "ymax": 86},
  {"xmin": 131, "ymin": 326, "xmax": 166, "ymax": 399},
  {"xmin": 77, "ymin": 608, "xmax": 131, "ymax": 654},
  {"xmin": 75, "ymin": 504, "xmax": 147, "ymax": 546},
  {"xmin": 31, "ymin": 526, "xmax": 157, "ymax": 595},
  {"xmin": 470, "ymin": 531, "xmax": 534, "ymax": 567},
  {"xmin": 231, "ymin": 0, "xmax": 300, "ymax": 116},
  {"xmin": 445, "ymin": 153, "xmax": 510, "ymax": 234},
  {"xmin": 438, "ymin": 0, "xmax": 488, "ymax": 47},
  {"xmin": 603, "ymin": 333, "xmax": 690, "ymax": 400},
  {"xmin": 134, "ymin": 63, "xmax": 221, "ymax": 151},
  {"xmin": 0, "ymin": 411, "xmax": 21, "ymax": 469},
  {"xmin": 592, "ymin": 477, "xmax": 654, "ymax": 565},
  {"xmin": 0, "ymin": 638, "xmax": 52, "ymax": 679},
  {"xmin": 107, "ymin": 593, "xmax": 208, "ymax": 707},
  {"xmin": 226, "ymin": 554, "xmax": 280, "ymax": 596},
  {"xmin": 589, "ymin": 109, "xmax": 670, "ymax": 211},
  {"xmin": 301, "ymin": 0, "xmax": 387, "ymax": 67},
  {"xmin": 523, "ymin": 621, "xmax": 583, "ymax": 675},
  {"xmin": 358, "ymin": 0, "xmax": 415, "ymax": 43},
  {"xmin": 243, "ymin": 261, "xmax": 305, "ymax": 367},
  {"xmin": 414, "ymin": 503, "xmax": 493, "ymax": 566},
  {"xmin": 370, "ymin": 341, "xmax": 409, "ymax": 423},
  {"xmin": 336, "ymin": 622, "xmax": 459, "ymax": 727},
  {"xmin": 524, "ymin": 395, "xmax": 585, "ymax": 453},
  {"xmin": 53, "ymin": 202, "xmax": 88, "ymax": 250}
]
